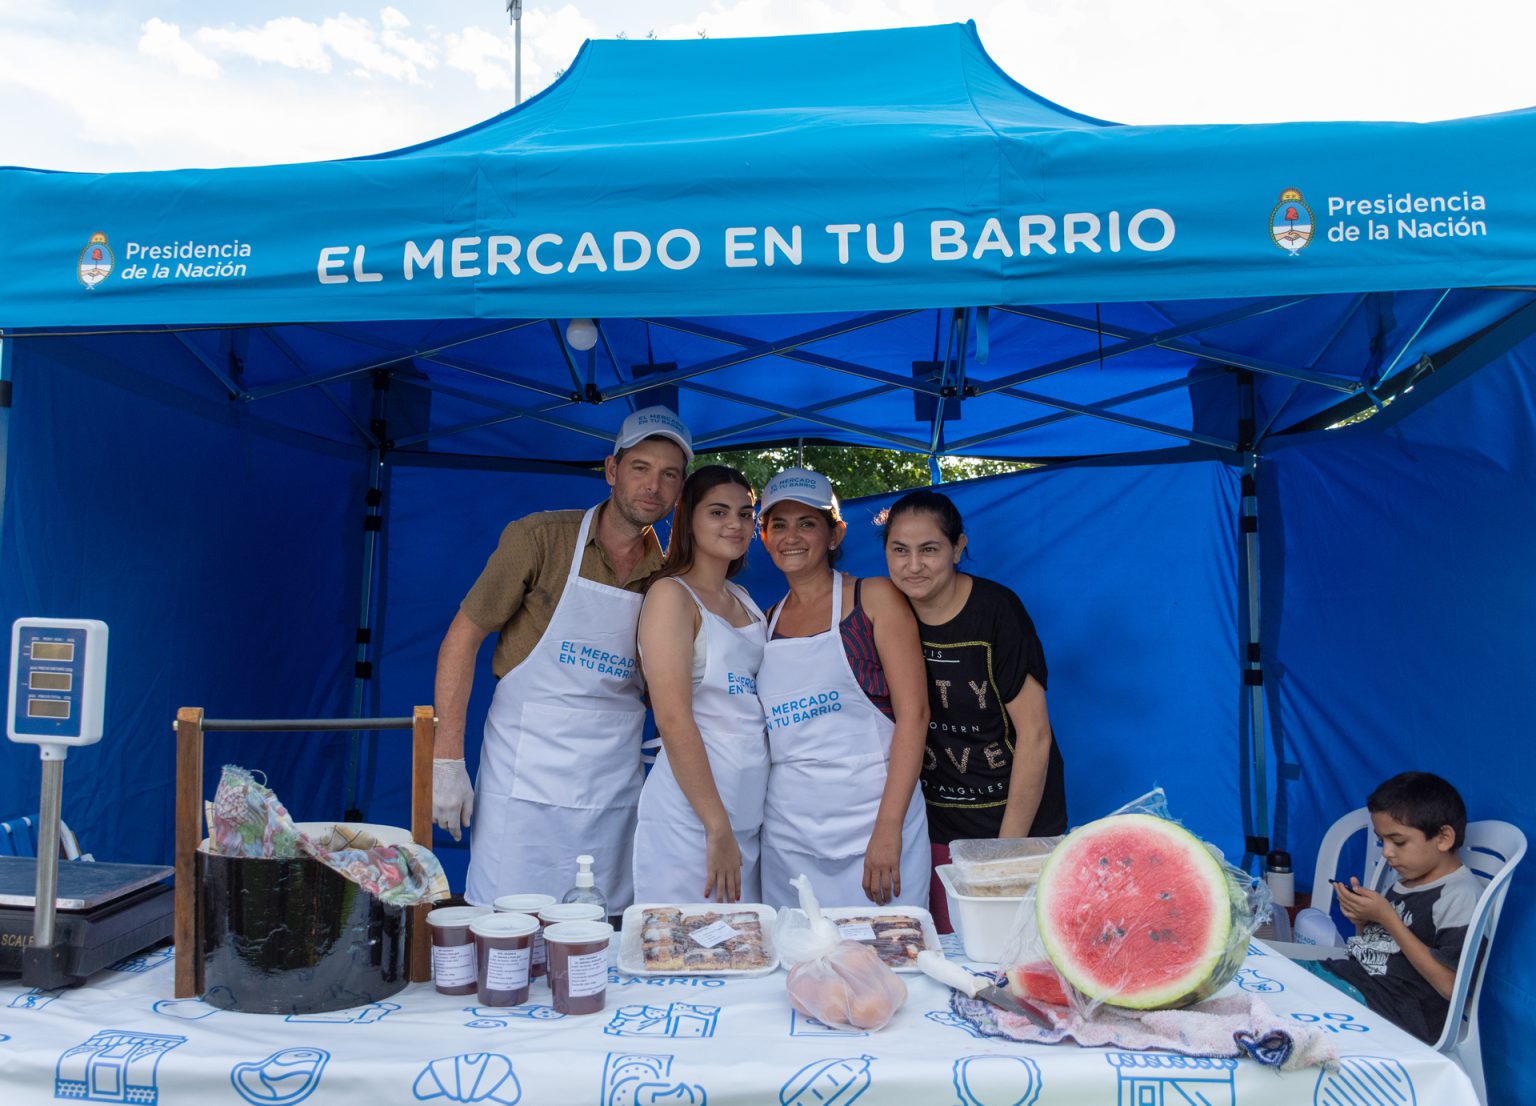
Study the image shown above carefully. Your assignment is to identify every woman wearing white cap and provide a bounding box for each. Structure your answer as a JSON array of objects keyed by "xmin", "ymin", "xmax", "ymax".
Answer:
[
  {"xmin": 632, "ymin": 466, "xmax": 769, "ymax": 903},
  {"xmin": 754, "ymin": 468, "xmax": 930, "ymax": 910}
]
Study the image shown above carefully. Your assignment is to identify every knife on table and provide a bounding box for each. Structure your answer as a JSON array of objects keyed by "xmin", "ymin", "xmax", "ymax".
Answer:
[{"xmin": 915, "ymin": 950, "xmax": 1055, "ymax": 1030}]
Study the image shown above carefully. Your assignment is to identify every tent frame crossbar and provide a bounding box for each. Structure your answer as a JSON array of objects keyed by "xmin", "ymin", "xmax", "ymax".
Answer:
[
  {"xmin": 260, "ymin": 327, "xmax": 379, "ymax": 446},
  {"xmin": 395, "ymin": 309, "xmax": 924, "ymax": 451},
  {"xmin": 944, "ymin": 367, "xmax": 1233, "ymax": 454},
  {"xmin": 996, "ymin": 298, "xmax": 1360, "ymax": 394},
  {"xmin": 600, "ymin": 310, "xmax": 919, "ymax": 403},
  {"xmin": 681, "ymin": 379, "xmax": 931, "ymax": 452},
  {"xmin": 174, "ymin": 332, "xmax": 243, "ymax": 399},
  {"xmin": 1372, "ymin": 289, "xmax": 1450, "ymax": 393},
  {"xmin": 242, "ymin": 320, "xmax": 540, "ymax": 403},
  {"xmin": 695, "ymin": 383, "xmax": 898, "ymax": 448},
  {"xmin": 644, "ymin": 317, "xmax": 948, "ymax": 398},
  {"xmin": 948, "ymin": 383, "xmax": 1237, "ymax": 452},
  {"xmin": 1254, "ymin": 293, "xmax": 1371, "ymax": 444},
  {"xmin": 415, "ymin": 352, "xmax": 578, "ymax": 402}
]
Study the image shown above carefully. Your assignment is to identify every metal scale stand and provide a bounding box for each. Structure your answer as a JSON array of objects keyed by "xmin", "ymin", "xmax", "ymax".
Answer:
[{"xmin": 2, "ymin": 619, "xmax": 173, "ymax": 988}]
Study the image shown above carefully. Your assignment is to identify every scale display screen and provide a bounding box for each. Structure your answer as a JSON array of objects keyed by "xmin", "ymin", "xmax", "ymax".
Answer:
[{"xmin": 9, "ymin": 619, "xmax": 108, "ymax": 747}]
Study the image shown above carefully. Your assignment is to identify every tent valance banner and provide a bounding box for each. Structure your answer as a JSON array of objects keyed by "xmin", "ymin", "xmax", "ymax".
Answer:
[{"xmin": 3, "ymin": 23, "xmax": 1535, "ymax": 328}]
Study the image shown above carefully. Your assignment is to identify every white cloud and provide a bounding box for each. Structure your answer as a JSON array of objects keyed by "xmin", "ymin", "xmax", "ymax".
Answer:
[
  {"xmin": 197, "ymin": 17, "xmax": 332, "ymax": 73},
  {"xmin": 194, "ymin": 11, "xmax": 436, "ymax": 83},
  {"xmin": 444, "ymin": 7, "xmax": 597, "ymax": 92},
  {"xmin": 319, "ymin": 12, "xmax": 432, "ymax": 83},
  {"xmin": 444, "ymin": 26, "xmax": 517, "ymax": 92},
  {"xmin": 138, "ymin": 17, "xmax": 220, "ymax": 79},
  {"xmin": 524, "ymin": 6, "xmax": 602, "ymax": 80},
  {"xmin": 380, "ymin": 6, "xmax": 411, "ymax": 33}
]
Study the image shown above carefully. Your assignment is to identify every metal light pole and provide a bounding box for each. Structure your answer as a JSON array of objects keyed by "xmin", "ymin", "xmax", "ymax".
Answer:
[{"xmin": 506, "ymin": 1, "xmax": 523, "ymax": 105}]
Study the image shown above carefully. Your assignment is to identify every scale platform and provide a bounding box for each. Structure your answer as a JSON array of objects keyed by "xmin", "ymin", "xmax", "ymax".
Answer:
[{"xmin": 0, "ymin": 857, "xmax": 175, "ymax": 987}]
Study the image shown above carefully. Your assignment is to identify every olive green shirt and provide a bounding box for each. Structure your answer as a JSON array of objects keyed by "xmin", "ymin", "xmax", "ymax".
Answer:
[{"xmin": 461, "ymin": 503, "xmax": 665, "ymax": 678}]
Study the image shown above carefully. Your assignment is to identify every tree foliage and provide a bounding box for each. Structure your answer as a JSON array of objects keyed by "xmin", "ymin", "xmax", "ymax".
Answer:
[{"xmin": 691, "ymin": 444, "xmax": 1033, "ymax": 501}]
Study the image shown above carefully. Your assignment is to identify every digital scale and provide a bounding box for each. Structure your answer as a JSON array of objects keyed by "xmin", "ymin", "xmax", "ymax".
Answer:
[{"xmin": 3, "ymin": 618, "xmax": 173, "ymax": 988}]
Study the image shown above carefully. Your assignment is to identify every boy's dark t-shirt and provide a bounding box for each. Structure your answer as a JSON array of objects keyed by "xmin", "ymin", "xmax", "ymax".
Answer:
[
  {"xmin": 916, "ymin": 575, "xmax": 1067, "ymax": 843},
  {"xmin": 1325, "ymin": 864, "xmax": 1481, "ymax": 1043}
]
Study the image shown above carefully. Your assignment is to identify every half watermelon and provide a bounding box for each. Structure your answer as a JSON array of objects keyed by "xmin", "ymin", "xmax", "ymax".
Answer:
[{"xmin": 1034, "ymin": 813, "xmax": 1247, "ymax": 1010}]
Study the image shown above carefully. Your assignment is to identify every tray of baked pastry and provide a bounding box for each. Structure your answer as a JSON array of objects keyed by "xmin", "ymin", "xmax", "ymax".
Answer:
[
  {"xmin": 773, "ymin": 904, "xmax": 941, "ymax": 971},
  {"xmin": 618, "ymin": 903, "xmax": 780, "ymax": 977}
]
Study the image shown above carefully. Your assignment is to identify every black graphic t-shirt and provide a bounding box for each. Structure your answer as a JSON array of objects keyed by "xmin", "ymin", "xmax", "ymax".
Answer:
[
  {"xmin": 916, "ymin": 576, "xmax": 1066, "ymax": 844},
  {"xmin": 1325, "ymin": 865, "xmax": 1480, "ymax": 1043}
]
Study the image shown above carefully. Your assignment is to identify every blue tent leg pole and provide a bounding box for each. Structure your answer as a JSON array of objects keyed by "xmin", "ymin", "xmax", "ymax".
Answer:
[
  {"xmin": 1239, "ymin": 372, "xmax": 1270, "ymax": 874},
  {"xmin": 345, "ymin": 376, "xmax": 390, "ymax": 821},
  {"xmin": 0, "ymin": 339, "xmax": 11, "ymax": 541}
]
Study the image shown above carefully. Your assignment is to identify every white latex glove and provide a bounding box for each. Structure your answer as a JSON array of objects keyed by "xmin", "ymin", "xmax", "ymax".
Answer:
[{"xmin": 433, "ymin": 758, "xmax": 475, "ymax": 841}]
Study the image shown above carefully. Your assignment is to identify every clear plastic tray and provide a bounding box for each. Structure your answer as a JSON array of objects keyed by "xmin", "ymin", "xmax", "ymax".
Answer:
[
  {"xmin": 948, "ymin": 836, "xmax": 1063, "ymax": 897},
  {"xmin": 775, "ymin": 904, "xmax": 940, "ymax": 972},
  {"xmin": 617, "ymin": 902, "xmax": 779, "ymax": 977}
]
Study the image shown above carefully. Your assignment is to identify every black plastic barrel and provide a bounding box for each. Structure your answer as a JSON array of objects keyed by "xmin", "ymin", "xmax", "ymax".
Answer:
[{"xmin": 198, "ymin": 848, "xmax": 407, "ymax": 1014}]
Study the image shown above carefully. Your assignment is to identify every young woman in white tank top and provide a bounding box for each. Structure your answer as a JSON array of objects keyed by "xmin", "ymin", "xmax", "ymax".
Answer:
[{"xmin": 632, "ymin": 466, "xmax": 770, "ymax": 903}]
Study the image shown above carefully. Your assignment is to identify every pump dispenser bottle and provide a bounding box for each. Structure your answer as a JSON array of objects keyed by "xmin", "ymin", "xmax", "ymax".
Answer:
[{"xmin": 561, "ymin": 854, "xmax": 608, "ymax": 916}]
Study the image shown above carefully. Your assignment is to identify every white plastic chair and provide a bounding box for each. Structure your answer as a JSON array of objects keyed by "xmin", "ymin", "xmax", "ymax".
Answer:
[{"xmin": 1308, "ymin": 807, "xmax": 1527, "ymax": 1106}]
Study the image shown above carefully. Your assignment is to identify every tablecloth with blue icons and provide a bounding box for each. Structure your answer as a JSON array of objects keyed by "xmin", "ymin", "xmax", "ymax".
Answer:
[{"xmin": 0, "ymin": 936, "xmax": 1476, "ymax": 1106}]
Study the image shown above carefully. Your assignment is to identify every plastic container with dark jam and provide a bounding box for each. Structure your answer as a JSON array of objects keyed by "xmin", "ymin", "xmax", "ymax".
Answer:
[
  {"xmin": 495, "ymin": 893, "xmax": 557, "ymax": 979},
  {"xmin": 470, "ymin": 911, "xmax": 539, "ymax": 1006},
  {"xmin": 537, "ymin": 901, "xmax": 605, "ymax": 982},
  {"xmin": 543, "ymin": 920, "xmax": 614, "ymax": 1015},
  {"xmin": 426, "ymin": 906, "xmax": 492, "ymax": 996}
]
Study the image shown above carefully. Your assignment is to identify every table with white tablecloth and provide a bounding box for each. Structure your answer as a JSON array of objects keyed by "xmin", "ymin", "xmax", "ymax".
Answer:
[{"xmin": 0, "ymin": 935, "xmax": 1476, "ymax": 1106}]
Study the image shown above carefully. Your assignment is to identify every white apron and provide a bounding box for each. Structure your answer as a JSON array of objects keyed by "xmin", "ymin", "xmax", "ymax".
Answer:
[
  {"xmin": 466, "ymin": 506, "xmax": 647, "ymax": 910},
  {"xmin": 756, "ymin": 575, "xmax": 930, "ymax": 911},
  {"xmin": 633, "ymin": 579, "xmax": 770, "ymax": 904}
]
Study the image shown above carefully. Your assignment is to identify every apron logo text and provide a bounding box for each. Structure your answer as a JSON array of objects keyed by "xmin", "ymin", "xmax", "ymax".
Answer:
[
  {"xmin": 767, "ymin": 690, "xmax": 842, "ymax": 730},
  {"xmin": 558, "ymin": 640, "xmax": 637, "ymax": 678}
]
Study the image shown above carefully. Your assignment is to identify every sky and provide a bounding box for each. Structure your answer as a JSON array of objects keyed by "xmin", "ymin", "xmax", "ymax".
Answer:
[{"xmin": 3, "ymin": 1, "xmax": 1536, "ymax": 172}]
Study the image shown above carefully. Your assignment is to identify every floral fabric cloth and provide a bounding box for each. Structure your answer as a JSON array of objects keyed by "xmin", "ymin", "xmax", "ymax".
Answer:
[{"xmin": 209, "ymin": 764, "xmax": 449, "ymax": 907}]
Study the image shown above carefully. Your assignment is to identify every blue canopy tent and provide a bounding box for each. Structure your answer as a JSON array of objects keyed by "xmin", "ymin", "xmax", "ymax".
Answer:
[{"xmin": 1, "ymin": 22, "xmax": 1532, "ymax": 1099}]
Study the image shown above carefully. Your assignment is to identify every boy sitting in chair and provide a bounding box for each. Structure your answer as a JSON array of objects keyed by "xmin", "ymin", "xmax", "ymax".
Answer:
[{"xmin": 1301, "ymin": 771, "xmax": 1481, "ymax": 1043}]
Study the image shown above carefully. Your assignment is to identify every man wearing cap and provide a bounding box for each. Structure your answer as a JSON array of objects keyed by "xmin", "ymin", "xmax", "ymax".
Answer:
[{"xmin": 432, "ymin": 406, "xmax": 692, "ymax": 909}]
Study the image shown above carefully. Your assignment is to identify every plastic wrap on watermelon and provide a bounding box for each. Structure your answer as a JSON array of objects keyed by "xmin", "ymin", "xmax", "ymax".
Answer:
[
  {"xmin": 1000, "ymin": 789, "xmax": 1270, "ymax": 1018},
  {"xmin": 777, "ymin": 874, "xmax": 907, "ymax": 1032}
]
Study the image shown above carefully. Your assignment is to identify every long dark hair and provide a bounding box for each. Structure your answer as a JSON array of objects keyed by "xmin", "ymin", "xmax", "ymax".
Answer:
[
  {"xmin": 881, "ymin": 489, "xmax": 966, "ymax": 546},
  {"xmin": 647, "ymin": 465, "xmax": 755, "ymax": 588}
]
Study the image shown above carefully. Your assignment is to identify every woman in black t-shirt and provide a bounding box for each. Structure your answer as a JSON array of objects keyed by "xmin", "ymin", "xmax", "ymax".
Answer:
[{"xmin": 883, "ymin": 490, "xmax": 1067, "ymax": 931}]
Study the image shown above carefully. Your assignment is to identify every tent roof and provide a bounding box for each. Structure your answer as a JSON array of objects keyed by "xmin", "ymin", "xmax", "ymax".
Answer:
[
  {"xmin": 386, "ymin": 22, "xmax": 1111, "ymax": 161},
  {"xmin": 2, "ymin": 23, "xmax": 1534, "ymax": 462}
]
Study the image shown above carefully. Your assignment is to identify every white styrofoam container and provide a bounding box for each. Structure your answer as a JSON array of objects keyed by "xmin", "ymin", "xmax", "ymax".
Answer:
[{"xmin": 935, "ymin": 863, "xmax": 1029, "ymax": 964}]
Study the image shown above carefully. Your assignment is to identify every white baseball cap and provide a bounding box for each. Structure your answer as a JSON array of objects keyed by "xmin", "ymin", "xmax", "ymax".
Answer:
[
  {"xmin": 613, "ymin": 405, "xmax": 693, "ymax": 464},
  {"xmin": 760, "ymin": 467, "xmax": 840, "ymax": 518}
]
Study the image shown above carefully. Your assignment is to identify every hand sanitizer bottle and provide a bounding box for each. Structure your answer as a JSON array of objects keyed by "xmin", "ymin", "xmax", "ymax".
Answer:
[{"xmin": 561, "ymin": 854, "xmax": 608, "ymax": 916}]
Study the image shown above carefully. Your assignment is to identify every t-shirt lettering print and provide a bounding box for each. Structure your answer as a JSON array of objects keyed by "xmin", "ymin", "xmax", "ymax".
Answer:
[
  {"xmin": 916, "ymin": 576, "xmax": 1066, "ymax": 843},
  {"xmin": 1327, "ymin": 864, "xmax": 1481, "ymax": 1043}
]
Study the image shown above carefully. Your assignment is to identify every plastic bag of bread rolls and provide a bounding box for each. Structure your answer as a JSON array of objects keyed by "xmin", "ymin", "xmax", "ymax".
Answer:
[{"xmin": 777, "ymin": 874, "xmax": 907, "ymax": 1032}]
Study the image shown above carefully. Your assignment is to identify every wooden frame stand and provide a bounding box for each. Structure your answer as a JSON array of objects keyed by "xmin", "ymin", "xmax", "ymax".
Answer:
[{"xmin": 174, "ymin": 706, "xmax": 436, "ymax": 998}]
